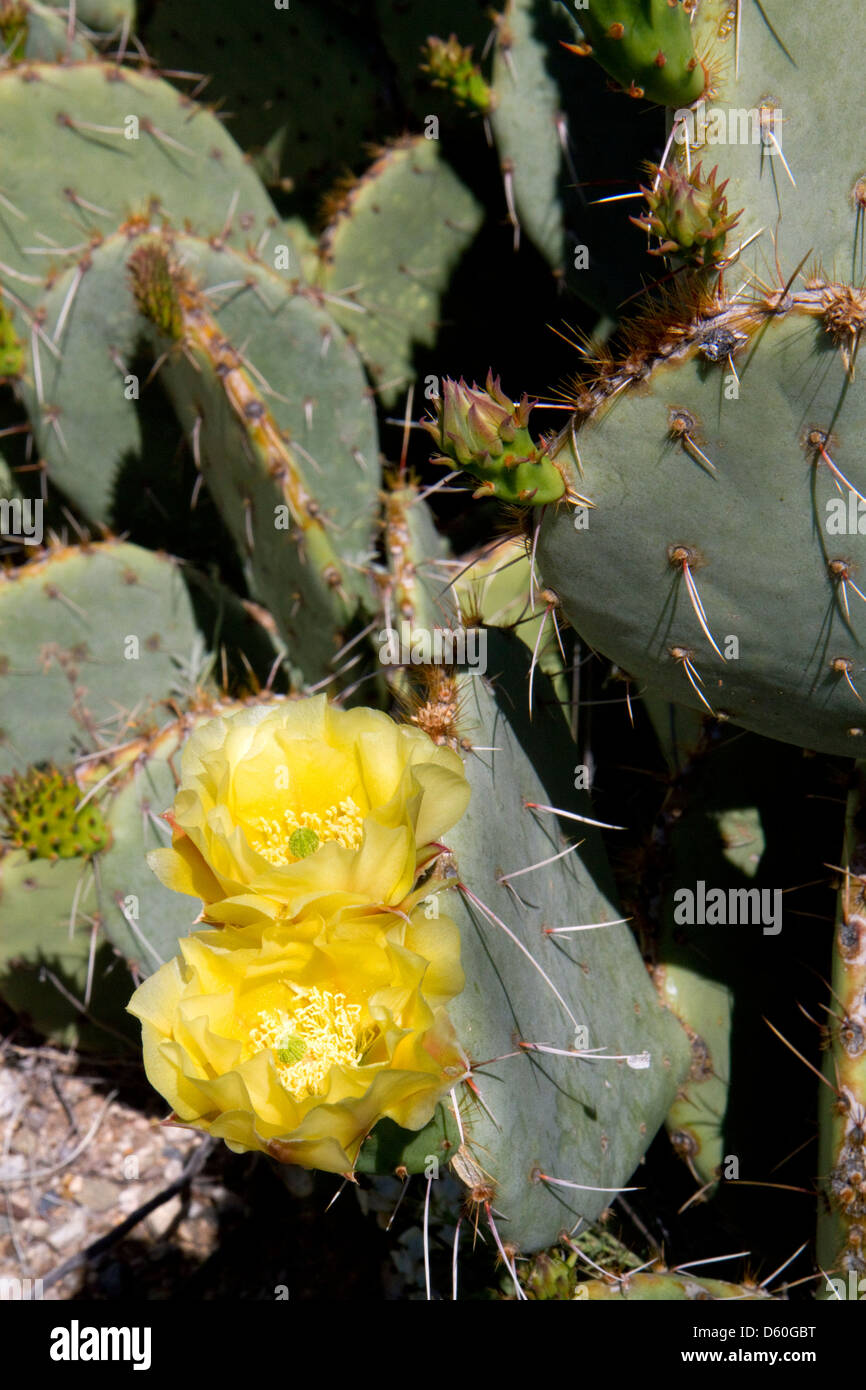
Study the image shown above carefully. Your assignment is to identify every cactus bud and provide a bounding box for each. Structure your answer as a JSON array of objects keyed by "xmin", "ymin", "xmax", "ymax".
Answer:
[
  {"xmin": 421, "ymin": 35, "xmax": 494, "ymax": 114},
  {"xmin": 631, "ymin": 163, "xmax": 742, "ymax": 268},
  {"xmin": 422, "ymin": 374, "xmax": 565, "ymax": 504}
]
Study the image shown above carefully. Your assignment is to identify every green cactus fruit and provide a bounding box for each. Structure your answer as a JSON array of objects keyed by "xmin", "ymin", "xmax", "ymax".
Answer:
[
  {"xmin": 534, "ymin": 284, "xmax": 866, "ymax": 757},
  {"xmin": 565, "ymin": 0, "xmax": 706, "ymax": 106},
  {"xmin": 316, "ymin": 137, "xmax": 483, "ymax": 407},
  {"xmin": 0, "ymin": 61, "xmax": 287, "ymax": 310},
  {"xmin": 1, "ymin": 765, "xmax": 110, "ymax": 858},
  {"xmin": 423, "ymin": 374, "xmax": 566, "ymax": 504},
  {"xmin": 817, "ymin": 763, "xmax": 866, "ymax": 1287},
  {"xmin": 631, "ymin": 161, "xmax": 742, "ymax": 267},
  {"xmin": 0, "ymin": 849, "xmax": 138, "ymax": 1049},
  {"xmin": 0, "ymin": 540, "xmax": 214, "ymax": 775},
  {"xmin": 421, "ymin": 35, "xmax": 493, "ymax": 113}
]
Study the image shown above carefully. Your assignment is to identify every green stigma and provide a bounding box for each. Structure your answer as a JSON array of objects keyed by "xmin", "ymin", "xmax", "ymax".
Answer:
[
  {"xmin": 276, "ymin": 1034, "xmax": 307, "ymax": 1065},
  {"xmin": 289, "ymin": 826, "xmax": 320, "ymax": 859}
]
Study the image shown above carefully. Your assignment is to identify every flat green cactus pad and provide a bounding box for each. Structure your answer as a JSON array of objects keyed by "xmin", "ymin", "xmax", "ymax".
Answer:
[
  {"xmin": 0, "ymin": 849, "xmax": 138, "ymax": 1049},
  {"xmin": 0, "ymin": 61, "xmax": 284, "ymax": 307},
  {"xmin": 539, "ymin": 296, "xmax": 866, "ymax": 757},
  {"xmin": 317, "ymin": 137, "xmax": 483, "ymax": 406},
  {"xmin": 19, "ymin": 229, "xmax": 380, "ymax": 683},
  {"xmin": 690, "ymin": 0, "xmax": 866, "ymax": 280},
  {"xmin": 441, "ymin": 644, "xmax": 689, "ymax": 1250},
  {"xmin": 0, "ymin": 541, "xmax": 211, "ymax": 775}
]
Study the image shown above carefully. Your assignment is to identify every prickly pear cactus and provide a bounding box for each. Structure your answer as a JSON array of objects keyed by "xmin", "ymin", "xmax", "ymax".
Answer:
[
  {"xmin": 531, "ymin": 0, "xmax": 866, "ymax": 759},
  {"xmin": 1, "ymin": 0, "xmax": 860, "ymax": 1309},
  {"xmin": 0, "ymin": 541, "xmax": 213, "ymax": 774},
  {"xmin": 433, "ymin": 644, "xmax": 690, "ymax": 1249},
  {"xmin": 565, "ymin": 0, "xmax": 707, "ymax": 106}
]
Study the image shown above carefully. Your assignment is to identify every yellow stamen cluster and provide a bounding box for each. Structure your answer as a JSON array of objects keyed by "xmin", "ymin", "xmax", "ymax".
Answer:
[
  {"xmin": 250, "ymin": 988, "xmax": 367, "ymax": 1100},
  {"xmin": 249, "ymin": 797, "xmax": 364, "ymax": 866}
]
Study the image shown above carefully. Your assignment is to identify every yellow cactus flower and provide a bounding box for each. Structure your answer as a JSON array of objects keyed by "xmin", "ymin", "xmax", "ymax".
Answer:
[
  {"xmin": 127, "ymin": 905, "xmax": 467, "ymax": 1172},
  {"xmin": 148, "ymin": 696, "xmax": 470, "ymax": 926}
]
